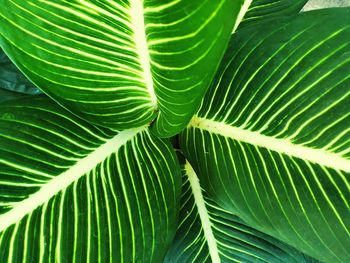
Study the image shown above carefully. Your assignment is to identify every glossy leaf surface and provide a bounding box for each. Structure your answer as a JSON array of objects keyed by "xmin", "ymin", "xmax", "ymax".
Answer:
[
  {"xmin": 165, "ymin": 161, "xmax": 319, "ymax": 263},
  {"xmin": 181, "ymin": 9, "xmax": 350, "ymax": 263},
  {"xmin": 237, "ymin": 0, "xmax": 308, "ymax": 30},
  {"xmin": 0, "ymin": 0, "xmax": 244, "ymax": 137},
  {"xmin": 0, "ymin": 96, "xmax": 181, "ymax": 262}
]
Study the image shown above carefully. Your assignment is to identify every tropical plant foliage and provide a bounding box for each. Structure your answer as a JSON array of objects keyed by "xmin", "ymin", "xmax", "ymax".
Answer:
[{"xmin": 0, "ymin": 0, "xmax": 349, "ymax": 262}]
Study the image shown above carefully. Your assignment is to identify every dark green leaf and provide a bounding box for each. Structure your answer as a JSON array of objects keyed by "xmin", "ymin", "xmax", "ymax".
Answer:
[
  {"xmin": 237, "ymin": 0, "xmax": 308, "ymax": 30},
  {"xmin": 0, "ymin": 89, "xmax": 26, "ymax": 103},
  {"xmin": 181, "ymin": 8, "xmax": 350, "ymax": 263},
  {"xmin": 0, "ymin": 1, "xmax": 245, "ymax": 136},
  {"xmin": 0, "ymin": 96, "xmax": 181, "ymax": 262},
  {"xmin": 0, "ymin": 49, "xmax": 41, "ymax": 95},
  {"xmin": 165, "ymin": 161, "xmax": 319, "ymax": 263}
]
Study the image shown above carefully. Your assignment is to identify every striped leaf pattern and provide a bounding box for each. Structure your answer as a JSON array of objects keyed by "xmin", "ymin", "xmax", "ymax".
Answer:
[
  {"xmin": 165, "ymin": 161, "xmax": 319, "ymax": 263},
  {"xmin": 237, "ymin": 0, "xmax": 308, "ymax": 30},
  {"xmin": 0, "ymin": 96, "xmax": 181, "ymax": 262},
  {"xmin": 180, "ymin": 9, "xmax": 350, "ymax": 263},
  {"xmin": 0, "ymin": 0, "xmax": 244, "ymax": 137}
]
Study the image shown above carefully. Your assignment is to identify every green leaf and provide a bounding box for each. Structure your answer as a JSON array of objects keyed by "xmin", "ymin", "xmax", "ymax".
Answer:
[
  {"xmin": 165, "ymin": 161, "xmax": 319, "ymax": 263},
  {"xmin": 0, "ymin": 96, "xmax": 181, "ymax": 262},
  {"xmin": 180, "ymin": 9, "xmax": 350, "ymax": 263},
  {"xmin": 0, "ymin": 49, "xmax": 41, "ymax": 95},
  {"xmin": 0, "ymin": 89, "xmax": 26, "ymax": 103},
  {"xmin": 237, "ymin": 0, "xmax": 308, "ymax": 30},
  {"xmin": 0, "ymin": 1, "xmax": 245, "ymax": 137}
]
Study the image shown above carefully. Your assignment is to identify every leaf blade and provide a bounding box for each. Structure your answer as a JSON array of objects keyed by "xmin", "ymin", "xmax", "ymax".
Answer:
[
  {"xmin": 165, "ymin": 161, "xmax": 319, "ymax": 263},
  {"xmin": 0, "ymin": 1, "xmax": 244, "ymax": 135},
  {"xmin": 0, "ymin": 96, "xmax": 181, "ymax": 262},
  {"xmin": 0, "ymin": 49, "xmax": 41, "ymax": 95},
  {"xmin": 237, "ymin": 0, "xmax": 308, "ymax": 30},
  {"xmin": 181, "ymin": 8, "xmax": 350, "ymax": 262}
]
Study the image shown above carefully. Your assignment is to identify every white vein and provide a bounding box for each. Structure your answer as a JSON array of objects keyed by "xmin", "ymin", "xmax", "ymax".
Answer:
[
  {"xmin": 185, "ymin": 161, "xmax": 221, "ymax": 263},
  {"xmin": 129, "ymin": 0, "xmax": 157, "ymax": 107},
  {"xmin": 232, "ymin": 0, "xmax": 253, "ymax": 33},
  {"xmin": 0, "ymin": 127, "xmax": 145, "ymax": 232},
  {"xmin": 190, "ymin": 117, "xmax": 350, "ymax": 173}
]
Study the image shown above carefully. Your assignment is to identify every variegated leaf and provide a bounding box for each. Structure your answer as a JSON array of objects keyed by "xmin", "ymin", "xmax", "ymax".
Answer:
[
  {"xmin": 0, "ymin": 96, "xmax": 181, "ymax": 262},
  {"xmin": 0, "ymin": 0, "xmax": 246, "ymax": 137},
  {"xmin": 181, "ymin": 8, "xmax": 350, "ymax": 263},
  {"xmin": 165, "ymin": 161, "xmax": 319, "ymax": 263}
]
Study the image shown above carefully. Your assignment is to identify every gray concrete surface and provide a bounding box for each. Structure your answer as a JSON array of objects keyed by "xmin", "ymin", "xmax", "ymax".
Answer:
[{"xmin": 302, "ymin": 0, "xmax": 350, "ymax": 11}]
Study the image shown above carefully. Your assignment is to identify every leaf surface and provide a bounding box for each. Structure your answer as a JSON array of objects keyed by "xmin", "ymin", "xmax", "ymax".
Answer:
[
  {"xmin": 165, "ymin": 161, "xmax": 319, "ymax": 263},
  {"xmin": 0, "ymin": 89, "xmax": 26, "ymax": 103},
  {"xmin": 0, "ymin": 96, "xmax": 181, "ymax": 262},
  {"xmin": 237, "ymin": 0, "xmax": 308, "ymax": 30},
  {"xmin": 0, "ymin": 0, "xmax": 244, "ymax": 136},
  {"xmin": 0, "ymin": 49, "xmax": 41, "ymax": 95},
  {"xmin": 181, "ymin": 9, "xmax": 350, "ymax": 263}
]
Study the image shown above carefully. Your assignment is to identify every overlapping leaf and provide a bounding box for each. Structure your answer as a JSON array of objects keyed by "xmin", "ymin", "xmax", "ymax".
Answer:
[
  {"xmin": 237, "ymin": 0, "xmax": 308, "ymax": 30},
  {"xmin": 165, "ymin": 161, "xmax": 319, "ymax": 263},
  {"xmin": 0, "ymin": 49, "xmax": 41, "ymax": 95},
  {"xmin": 0, "ymin": 89, "xmax": 25, "ymax": 103},
  {"xmin": 181, "ymin": 8, "xmax": 350, "ymax": 263},
  {"xmin": 0, "ymin": 96, "xmax": 181, "ymax": 262},
  {"xmin": 0, "ymin": 0, "xmax": 245, "ymax": 137}
]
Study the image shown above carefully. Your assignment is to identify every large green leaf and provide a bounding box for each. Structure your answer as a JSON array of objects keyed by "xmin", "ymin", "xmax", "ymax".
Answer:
[
  {"xmin": 165, "ymin": 161, "xmax": 319, "ymax": 263},
  {"xmin": 0, "ymin": 96, "xmax": 181, "ymax": 262},
  {"xmin": 0, "ymin": 49, "xmax": 41, "ymax": 95},
  {"xmin": 0, "ymin": 0, "xmax": 245, "ymax": 137},
  {"xmin": 237, "ymin": 0, "xmax": 308, "ymax": 31},
  {"xmin": 180, "ymin": 8, "xmax": 350, "ymax": 263}
]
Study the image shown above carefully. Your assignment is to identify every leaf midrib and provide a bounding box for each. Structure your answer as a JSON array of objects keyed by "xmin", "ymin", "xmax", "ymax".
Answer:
[
  {"xmin": 0, "ymin": 127, "xmax": 144, "ymax": 232},
  {"xmin": 190, "ymin": 116, "xmax": 350, "ymax": 173},
  {"xmin": 233, "ymin": 0, "xmax": 253, "ymax": 33},
  {"xmin": 185, "ymin": 161, "xmax": 221, "ymax": 263},
  {"xmin": 130, "ymin": 0, "xmax": 157, "ymax": 108}
]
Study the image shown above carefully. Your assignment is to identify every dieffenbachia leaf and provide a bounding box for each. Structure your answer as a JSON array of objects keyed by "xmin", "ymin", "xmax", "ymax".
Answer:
[
  {"xmin": 165, "ymin": 161, "xmax": 319, "ymax": 263},
  {"xmin": 0, "ymin": 89, "xmax": 26, "ymax": 103},
  {"xmin": 0, "ymin": 49, "xmax": 41, "ymax": 95},
  {"xmin": 180, "ymin": 8, "xmax": 350, "ymax": 263},
  {"xmin": 0, "ymin": 1, "xmax": 245, "ymax": 137},
  {"xmin": 236, "ymin": 0, "xmax": 308, "ymax": 31},
  {"xmin": 0, "ymin": 96, "xmax": 181, "ymax": 262}
]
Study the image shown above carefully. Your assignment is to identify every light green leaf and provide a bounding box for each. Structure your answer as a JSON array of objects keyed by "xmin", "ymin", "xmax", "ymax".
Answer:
[
  {"xmin": 0, "ymin": 49, "xmax": 41, "ymax": 95},
  {"xmin": 180, "ymin": 9, "xmax": 350, "ymax": 263},
  {"xmin": 165, "ymin": 161, "xmax": 319, "ymax": 263},
  {"xmin": 0, "ymin": 96, "xmax": 181, "ymax": 262},
  {"xmin": 237, "ymin": 0, "xmax": 308, "ymax": 31},
  {"xmin": 0, "ymin": 0, "xmax": 245, "ymax": 137}
]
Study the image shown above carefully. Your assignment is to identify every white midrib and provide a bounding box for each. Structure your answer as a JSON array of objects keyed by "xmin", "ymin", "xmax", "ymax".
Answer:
[
  {"xmin": 190, "ymin": 117, "xmax": 350, "ymax": 173},
  {"xmin": 0, "ymin": 128, "xmax": 144, "ymax": 232},
  {"xmin": 130, "ymin": 0, "xmax": 157, "ymax": 107},
  {"xmin": 185, "ymin": 161, "xmax": 221, "ymax": 263},
  {"xmin": 232, "ymin": 0, "xmax": 253, "ymax": 33}
]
